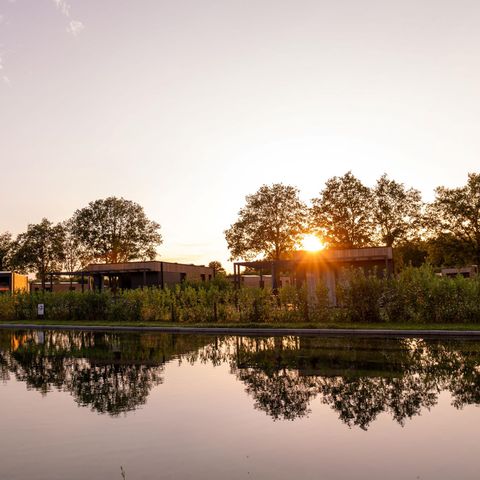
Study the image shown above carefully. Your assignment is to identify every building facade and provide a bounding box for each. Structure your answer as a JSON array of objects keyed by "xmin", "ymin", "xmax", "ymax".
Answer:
[
  {"xmin": 84, "ymin": 260, "xmax": 215, "ymax": 291},
  {"xmin": 234, "ymin": 247, "xmax": 394, "ymax": 305},
  {"xmin": 0, "ymin": 272, "xmax": 29, "ymax": 293}
]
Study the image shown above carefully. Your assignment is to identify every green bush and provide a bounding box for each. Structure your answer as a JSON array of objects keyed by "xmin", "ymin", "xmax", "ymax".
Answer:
[
  {"xmin": 336, "ymin": 268, "xmax": 385, "ymax": 322},
  {"xmin": 0, "ymin": 269, "xmax": 479, "ymax": 324}
]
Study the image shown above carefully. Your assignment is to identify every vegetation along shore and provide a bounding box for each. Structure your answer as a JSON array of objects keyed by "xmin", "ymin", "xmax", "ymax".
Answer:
[{"xmin": 1, "ymin": 266, "xmax": 480, "ymax": 326}]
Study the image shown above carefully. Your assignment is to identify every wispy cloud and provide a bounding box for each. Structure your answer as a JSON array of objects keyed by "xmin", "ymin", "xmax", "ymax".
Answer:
[
  {"xmin": 0, "ymin": 53, "xmax": 10, "ymax": 85},
  {"xmin": 67, "ymin": 20, "xmax": 84, "ymax": 36},
  {"xmin": 52, "ymin": 0, "xmax": 84, "ymax": 36},
  {"xmin": 52, "ymin": 0, "xmax": 70, "ymax": 17}
]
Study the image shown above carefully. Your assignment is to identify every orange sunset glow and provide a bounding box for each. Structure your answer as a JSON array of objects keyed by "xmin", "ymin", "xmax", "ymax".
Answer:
[{"xmin": 300, "ymin": 234, "xmax": 325, "ymax": 252}]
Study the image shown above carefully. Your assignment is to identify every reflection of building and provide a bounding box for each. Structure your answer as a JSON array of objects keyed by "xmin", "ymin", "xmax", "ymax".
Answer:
[
  {"xmin": 0, "ymin": 272, "xmax": 29, "ymax": 293},
  {"xmin": 234, "ymin": 247, "xmax": 394, "ymax": 305},
  {"xmin": 85, "ymin": 261, "xmax": 214, "ymax": 291},
  {"xmin": 441, "ymin": 266, "xmax": 478, "ymax": 278}
]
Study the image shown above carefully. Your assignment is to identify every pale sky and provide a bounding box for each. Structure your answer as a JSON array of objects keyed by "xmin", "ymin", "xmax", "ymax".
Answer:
[{"xmin": 1, "ymin": 0, "xmax": 479, "ymax": 270}]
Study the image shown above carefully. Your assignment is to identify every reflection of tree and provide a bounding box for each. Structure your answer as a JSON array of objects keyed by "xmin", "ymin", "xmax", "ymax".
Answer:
[
  {"xmin": 1, "ymin": 330, "xmax": 479, "ymax": 426},
  {"xmin": 0, "ymin": 352, "xmax": 10, "ymax": 382},
  {"xmin": 195, "ymin": 335, "xmax": 480, "ymax": 429},
  {"xmin": 317, "ymin": 375, "xmax": 439, "ymax": 430},
  {"xmin": 0, "ymin": 330, "xmax": 211, "ymax": 416},
  {"xmin": 425, "ymin": 341, "xmax": 480, "ymax": 409},
  {"xmin": 236, "ymin": 368, "xmax": 318, "ymax": 420},
  {"xmin": 67, "ymin": 362, "xmax": 163, "ymax": 414}
]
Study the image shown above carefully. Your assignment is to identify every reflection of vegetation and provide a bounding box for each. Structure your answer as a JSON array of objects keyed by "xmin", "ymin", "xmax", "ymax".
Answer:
[
  {"xmin": 0, "ymin": 330, "xmax": 211, "ymax": 415},
  {"xmin": 1, "ymin": 331, "xmax": 479, "ymax": 428},
  {"xmin": 237, "ymin": 369, "xmax": 318, "ymax": 420},
  {"xmin": 194, "ymin": 336, "xmax": 480, "ymax": 429}
]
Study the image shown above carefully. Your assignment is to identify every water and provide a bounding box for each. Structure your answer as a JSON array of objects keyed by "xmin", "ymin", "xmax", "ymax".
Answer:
[{"xmin": 0, "ymin": 329, "xmax": 479, "ymax": 480}]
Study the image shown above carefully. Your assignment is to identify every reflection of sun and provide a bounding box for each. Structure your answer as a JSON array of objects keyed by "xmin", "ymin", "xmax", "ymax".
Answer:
[{"xmin": 301, "ymin": 234, "xmax": 325, "ymax": 252}]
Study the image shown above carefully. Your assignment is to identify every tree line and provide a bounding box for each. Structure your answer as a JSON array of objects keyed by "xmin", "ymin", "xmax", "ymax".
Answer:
[
  {"xmin": 225, "ymin": 171, "xmax": 480, "ymax": 268},
  {"xmin": 0, "ymin": 197, "xmax": 162, "ymax": 288},
  {"xmin": 1, "ymin": 172, "xmax": 479, "ymax": 286}
]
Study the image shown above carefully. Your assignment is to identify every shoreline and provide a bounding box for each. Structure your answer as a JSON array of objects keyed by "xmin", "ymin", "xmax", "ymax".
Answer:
[{"xmin": 1, "ymin": 323, "xmax": 480, "ymax": 338}]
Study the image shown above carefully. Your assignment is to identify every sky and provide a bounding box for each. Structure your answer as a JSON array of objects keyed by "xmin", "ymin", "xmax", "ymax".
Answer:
[{"xmin": 1, "ymin": 0, "xmax": 480, "ymax": 270}]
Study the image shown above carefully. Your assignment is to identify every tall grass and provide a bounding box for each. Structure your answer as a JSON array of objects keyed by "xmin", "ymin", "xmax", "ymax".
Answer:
[{"xmin": 0, "ymin": 266, "xmax": 479, "ymax": 324}]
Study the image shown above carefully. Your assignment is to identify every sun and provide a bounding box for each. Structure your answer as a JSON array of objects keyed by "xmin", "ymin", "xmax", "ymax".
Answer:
[{"xmin": 301, "ymin": 234, "xmax": 325, "ymax": 252}]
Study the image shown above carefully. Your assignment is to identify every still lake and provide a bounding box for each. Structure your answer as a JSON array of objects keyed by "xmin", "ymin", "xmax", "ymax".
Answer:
[{"xmin": 0, "ymin": 329, "xmax": 479, "ymax": 480}]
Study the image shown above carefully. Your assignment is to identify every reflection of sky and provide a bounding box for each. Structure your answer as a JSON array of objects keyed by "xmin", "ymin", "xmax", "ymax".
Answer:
[
  {"xmin": 1, "ymin": 361, "xmax": 479, "ymax": 480},
  {"xmin": 2, "ymin": 1, "xmax": 480, "ymax": 268}
]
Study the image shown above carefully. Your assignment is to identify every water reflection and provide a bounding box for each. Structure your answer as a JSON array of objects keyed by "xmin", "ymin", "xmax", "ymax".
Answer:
[
  {"xmin": 226, "ymin": 336, "xmax": 480, "ymax": 428},
  {"xmin": 0, "ymin": 330, "xmax": 479, "ymax": 428},
  {"xmin": 0, "ymin": 331, "xmax": 211, "ymax": 415}
]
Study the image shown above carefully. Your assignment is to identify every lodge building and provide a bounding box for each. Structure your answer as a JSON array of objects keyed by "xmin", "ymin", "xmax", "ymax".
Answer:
[{"xmin": 234, "ymin": 247, "xmax": 394, "ymax": 305}]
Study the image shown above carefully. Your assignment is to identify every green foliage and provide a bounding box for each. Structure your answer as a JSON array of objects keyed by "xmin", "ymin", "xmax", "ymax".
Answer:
[
  {"xmin": 372, "ymin": 174, "xmax": 423, "ymax": 247},
  {"xmin": 0, "ymin": 232, "xmax": 13, "ymax": 270},
  {"xmin": 426, "ymin": 172, "xmax": 480, "ymax": 265},
  {"xmin": 0, "ymin": 267, "xmax": 479, "ymax": 324},
  {"xmin": 10, "ymin": 219, "xmax": 65, "ymax": 284},
  {"xmin": 71, "ymin": 196, "xmax": 162, "ymax": 263},
  {"xmin": 380, "ymin": 266, "xmax": 480, "ymax": 323},
  {"xmin": 0, "ymin": 293, "xmax": 15, "ymax": 320},
  {"xmin": 225, "ymin": 183, "xmax": 308, "ymax": 261},
  {"xmin": 208, "ymin": 260, "xmax": 226, "ymax": 275},
  {"xmin": 393, "ymin": 240, "xmax": 429, "ymax": 270},
  {"xmin": 311, "ymin": 171, "xmax": 374, "ymax": 248},
  {"xmin": 336, "ymin": 268, "xmax": 385, "ymax": 322}
]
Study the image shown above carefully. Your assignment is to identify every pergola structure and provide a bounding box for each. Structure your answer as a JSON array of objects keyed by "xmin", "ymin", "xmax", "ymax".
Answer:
[
  {"xmin": 233, "ymin": 247, "xmax": 394, "ymax": 303},
  {"xmin": 39, "ymin": 260, "xmax": 215, "ymax": 292}
]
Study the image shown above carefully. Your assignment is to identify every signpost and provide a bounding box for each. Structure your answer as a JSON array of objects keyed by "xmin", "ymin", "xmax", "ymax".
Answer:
[{"xmin": 37, "ymin": 304, "xmax": 45, "ymax": 319}]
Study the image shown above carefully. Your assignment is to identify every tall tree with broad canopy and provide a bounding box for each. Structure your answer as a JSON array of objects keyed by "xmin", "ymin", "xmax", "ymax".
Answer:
[
  {"xmin": 426, "ymin": 173, "xmax": 480, "ymax": 265},
  {"xmin": 10, "ymin": 219, "xmax": 66, "ymax": 289},
  {"xmin": 372, "ymin": 174, "xmax": 423, "ymax": 247},
  {"xmin": 225, "ymin": 184, "xmax": 308, "ymax": 260},
  {"xmin": 311, "ymin": 172, "xmax": 374, "ymax": 248},
  {"xmin": 61, "ymin": 219, "xmax": 92, "ymax": 273},
  {"xmin": 0, "ymin": 232, "xmax": 13, "ymax": 270},
  {"xmin": 71, "ymin": 197, "xmax": 162, "ymax": 263}
]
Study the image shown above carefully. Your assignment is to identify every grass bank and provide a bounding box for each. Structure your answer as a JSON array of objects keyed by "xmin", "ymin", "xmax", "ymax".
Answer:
[{"xmin": 1, "ymin": 319, "xmax": 480, "ymax": 331}]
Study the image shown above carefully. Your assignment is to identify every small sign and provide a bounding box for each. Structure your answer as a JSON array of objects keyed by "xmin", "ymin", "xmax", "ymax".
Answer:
[{"xmin": 37, "ymin": 304, "xmax": 45, "ymax": 317}]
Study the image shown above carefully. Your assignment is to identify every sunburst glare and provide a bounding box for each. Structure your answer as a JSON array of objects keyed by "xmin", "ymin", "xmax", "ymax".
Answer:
[{"xmin": 301, "ymin": 234, "xmax": 325, "ymax": 252}]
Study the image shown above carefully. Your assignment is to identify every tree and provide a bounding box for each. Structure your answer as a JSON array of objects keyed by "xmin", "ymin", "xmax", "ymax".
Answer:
[
  {"xmin": 208, "ymin": 261, "xmax": 226, "ymax": 276},
  {"xmin": 393, "ymin": 239, "xmax": 429, "ymax": 270},
  {"xmin": 311, "ymin": 172, "xmax": 374, "ymax": 248},
  {"xmin": 425, "ymin": 234, "xmax": 471, "ymax": 267},
  {"xmin": 61, "ymin": 220, "xmax": 92, "ymax": 272},
  {"xmin": 10, "ymin": 219, "xmax": 65, "ymax": 289},
  {"xmin": 70, "ymin": 197, "xmax": 162, "ymax": 263},
  {"xmin": 0, "ymin": 232, "xmax": 13, "ymax": 270},
  {"xmin": 426, "ymin": 173, "xmax": 480, "ymax": 265},
  {"xmin": 225, "ymin": 184, "xmax": 308, "ymax": 261},
  {"xmin": 372, "ymin": 174, "xmax": 423, "ymax": 247}
]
